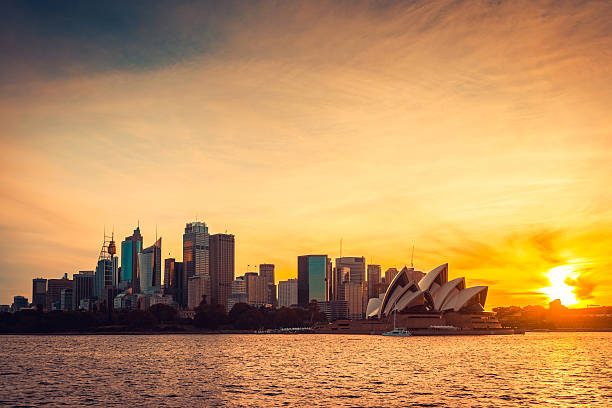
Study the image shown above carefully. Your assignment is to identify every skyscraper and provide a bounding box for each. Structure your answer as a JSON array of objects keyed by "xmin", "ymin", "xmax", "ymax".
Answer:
[
  {"xmin": 245, "ymin": 272, "xmax": 267, "ymax": 306},
  {"xmin": 278, "ymin": 279, "xmax": 298, "ymax": 308},
  {"xmin": 335, "ymin": 257, "xmax": 366, "ymax": 318},
  {"xmin": 183, "ymin": 221, "xmax": 210, "ymax": 303},
  {"xmin": 183, "ymin": 221, "xmax": 209, "ymax": 278},
  {"xmin": 228, "ymin": 276, "xmax": 248, "ymax": 312},
  {"xmin": 138, "ymin": 238, "xmax": 162, "ymax": 295},
  {"xmin": 259, "ymin": 264, "xmax": 275, "ymax": 285},
  {"xmin": 188, "ymin": 275, "xmax": 211, "ymax": 309},
  {"xmin": 72, "ymin": 271, "xmax": 94, "ymax": 310},
  {"xmin": 32, "ymin": 278, "xmax": 47, "ymax": 309},
  {"xmin": 164, "ymin": 258, "xmax": 175, "ymax": 289},
  {"xmin": 336, "ymin": 257, "xmax": 366, "ymax": 284},
  {"xmin": 259, "ymin": 264, "xmax": 276, "ymax": 305},
  {"xmin": 60, "ymin": 288, "xmax": 73, "ymax": 311},
  {"xmin": 94, "ymin": 258, "xmax": 118, "ymax": 300},
  {"xmin": 367, "ymin": 264, "xmax": 382, "ymax": 300},
  {"xmin": 297, "ymin": 255, "xmax": 331, "ymax": 306},
  {"xmin": 121, "ymin": 226, "xmax": 143, "ymax": 292},
  {"xmin": 94, "ymin": 231, "xmax": 119, "ymax": 303},
  {"xmin": 210, "ymin": 233, "xmax": 235, "ymax": 312},
  {"xmin": 384, "ymin": 268, "xmax": 399, "ymax": 285},
  {"xmin": 47, "ymin": 274, "xmax": 73, "ymax": 311},
  {"xmin": 164, "ymin": 258, "xmax": 186, "ymax": 307}
]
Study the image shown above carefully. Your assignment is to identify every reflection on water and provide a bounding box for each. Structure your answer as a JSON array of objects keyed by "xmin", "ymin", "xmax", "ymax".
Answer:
[{"xmin": 0, "ymin": 333, "xmax": 610, "ymax": 407}]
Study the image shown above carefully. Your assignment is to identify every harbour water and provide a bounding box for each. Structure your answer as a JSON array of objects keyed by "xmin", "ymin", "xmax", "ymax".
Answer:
[{"xmin": 1, "ymin": 332, "xmax": 610, "ymax": 407}]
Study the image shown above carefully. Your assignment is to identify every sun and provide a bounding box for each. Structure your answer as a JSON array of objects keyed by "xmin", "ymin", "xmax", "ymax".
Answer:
[{"xmin": 540, "ymin": 265, "xmax": 579, "ymax": 306}]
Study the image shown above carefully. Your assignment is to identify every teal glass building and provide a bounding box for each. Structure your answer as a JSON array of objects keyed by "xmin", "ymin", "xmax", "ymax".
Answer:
[{"xmin": 297, "ymin": 255, "xmax": 330, "ymax": 306}]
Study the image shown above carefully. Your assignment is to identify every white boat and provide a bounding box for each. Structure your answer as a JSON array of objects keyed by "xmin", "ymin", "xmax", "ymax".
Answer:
[
  {"xmin": 382, "ymin": 328, "xmax": 411, "ymax": 337},
  {"xmin": 382, "ymin": 310, "xmax": 411, "ymax": 336}
]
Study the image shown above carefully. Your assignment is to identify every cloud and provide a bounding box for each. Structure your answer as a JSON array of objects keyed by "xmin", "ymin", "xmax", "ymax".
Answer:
[
  {"xmin": 565, "ymin": 275, "xmax": 596, "ymax": 300},
  {"xmin": 1, "ymin": 0, "xmax": 612, "ymax": 307}
]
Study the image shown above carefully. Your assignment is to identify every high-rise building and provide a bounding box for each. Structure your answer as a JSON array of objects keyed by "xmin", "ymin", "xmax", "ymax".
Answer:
[
  {"xmin": 384, "ymin": 268, "xmax": 399, "ymax": 285},
  {"xmin": 330, "ymin": 266, "xmax": 350, "ymax": 302},
  {"xmin": 164, "ymin": 258, "xmax": 175, "ymax": 289},
  {"xmin": 210, "ymin": 233, "xmax": 235, "ymax": 312},
  {"xmin": 278, "ymin": 279, "xmax": 298, "ymax": 307},
  {"xmin": 245, "ymin": 272, "xmax": 267, "ymax": 306},
  {"xmin": 47, "ymin": 274, "xmax": 73, "ymax": 311},
  {"xmin": 94, "ymin": 232, "xmax": 119, "ymax": 301},
  {"xmin": 344, "ymin": 282, "xmax": 363, "ymax": 320},
  {"xmin": 60, "ymin": 288, "xmax": 73, "ymax": 311},
  {"xmin": 297, "ymin": 255, "xmax": 330, "ymax": 306},
  {"xmin": 139, "ymin": 238, "xmax": 162, "ymax": 295},
  {"xmin": 121, "ymin": 226, "xmax": 143, "ymax": 291},
  {"xmin": 164, "ymin": 258, "xmax": 187, "ymax": 306},
  {"xmin": 72, "ymin": 271, "xmax": 94, "ymax": 310},
  {"xmin": 228, "ymin": 276, "xmax": 248, "ymax": 312},
  {"xmin": 32, "ymin": 278, "xmax": 47, "ymax": 309},
  {"xmin": 336, "ymin": 257, "xmax": 366, "ymax": 284},
  {"xmin": 183, "ymin": 222, "xmax": 209, "ymax": 279},
  {"xmin": 188, "ymin": 275, "xmax": 211, "ymax": 309},
  {"xmin": 94, "ymin": 258, "xmax": 118, "ymax": 299},
  {"xmin": 335, "ymin": 257, "xmax": 366, "ymax": 318},
  {"xmin": 367, "ymin": 264, "xmax": 382, "ymax": 299},
  {"xmin": 259, "ymin": 264, "xmax": 276, "ymax": 305},
  {"xmin": 259, "ymin": 264, "xmax": 275, "ymax": 285}
]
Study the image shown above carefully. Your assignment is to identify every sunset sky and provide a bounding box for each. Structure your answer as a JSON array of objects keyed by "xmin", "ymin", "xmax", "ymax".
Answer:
[{"xmin": 1, "ymin": 0, "xmax": 611, "ymax": 308}]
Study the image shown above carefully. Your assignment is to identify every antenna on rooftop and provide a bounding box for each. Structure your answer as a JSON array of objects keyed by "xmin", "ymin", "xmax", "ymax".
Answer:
[
  {"xmin": 340, "ymin": 238, "xmax": 343, "ymax": 258},
  {"xmin": 411, "ymin": 244, "xmax": 415, "ymax": 268}
]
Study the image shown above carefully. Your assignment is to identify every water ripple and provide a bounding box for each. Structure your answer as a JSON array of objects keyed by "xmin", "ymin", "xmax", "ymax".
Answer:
[{"xmin": 0, "ymin": 333, "xmax": 610, "ymax": 407}]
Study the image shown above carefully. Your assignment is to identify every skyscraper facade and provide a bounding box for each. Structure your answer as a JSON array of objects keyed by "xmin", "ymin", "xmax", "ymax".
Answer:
[
  {"xmin": 138, "ymin": 238, "xmax": 162, "ymax": 295},
  {"xmin": 164, "ymin": 258, "xmax": 175, "ymax": 289},
  {"xmin": 32, "ymin": 278, "xmax": 47, "ymax": 309},
  {"xmin": 47, "ymin": 275, "xmax": 73, "ymax": 311},
  {"xmin": 297, "ymin": 255, "xmax": 330, "ymax": 306},
  {"xmin": 188, "ymin": 275, "xmax": 211, "ymax": 309},
  {"xmin": 210, "ymin": 233, "xmax": 235, "ymax": 312},
  {"xmin": 278, "ymin": 278, "xmax": 298, "ymax": 308},
  {"xmin": 183, "ymin": 222, "xmax": 210, "ymax": 279},
  {"xmin": 335, "ymin": 257, "xmax": 366, "ymax": 318},
  {"xmin": 336, "ymin": 257, "xmax": 366, "ymax": 284},
  {"xmin": 164, "ymin": 258, "xmax": 187, "ymax": 306},
  {"xmin": 245, "ymin": 272, "xmax": 267, "ymax": 306},
  {"xmin": 367, "ymin": 264, "xmax": 382, "ymax": 300},
  {"xmin": 259, "ymin": 264, "xmax": 275, "ymax": 285},
  {"xmin": 228, "ymin": 276, "xmax": 248, "ymax": 312},
  {"xmin": 384, "ymin": 268, "xmax": 399, "ymax": 285},
  {"xmin": 259, "ymin": 264, "xmax": 276, "ymax": 306},
  {"xmin": 60, "ymin": 288, "xmax": 73, "ymax": 311},
  {"xmin": 344, "ymin": 282, "xmax": 363, "ymax": 320},
  {"xmin": 121, "ymin": 226, "xmax": 143, "ymax": 291},
  {"xmin": 94, "ymin": 258, "xmax": 118, "ymax": 299},
  {"xmin": 72, "ymin": 271, "xmax": 94, "ymax": 310}
]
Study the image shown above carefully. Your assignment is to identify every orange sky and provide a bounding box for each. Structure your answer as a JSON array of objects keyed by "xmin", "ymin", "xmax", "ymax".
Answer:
[{"xmin": 1, "ymin": 0, "xmax": 611, "ymax": 308}]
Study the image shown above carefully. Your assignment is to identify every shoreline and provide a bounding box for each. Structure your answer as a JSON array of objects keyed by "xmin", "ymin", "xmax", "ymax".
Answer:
[{"xmin": 2, "ymin": 328, "xmax": 611, "ymax": 336}]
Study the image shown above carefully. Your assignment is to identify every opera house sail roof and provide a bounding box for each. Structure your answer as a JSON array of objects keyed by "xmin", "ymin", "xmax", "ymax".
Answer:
[{"xmin": 367, "ymin": 263, "xmax": 489, "ymax": 319}]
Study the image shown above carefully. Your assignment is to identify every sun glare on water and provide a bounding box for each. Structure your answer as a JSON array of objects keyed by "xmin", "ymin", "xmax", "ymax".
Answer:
[{"xmin": 540, "ymin": 265, "xmax": 579, "ymax": 306}]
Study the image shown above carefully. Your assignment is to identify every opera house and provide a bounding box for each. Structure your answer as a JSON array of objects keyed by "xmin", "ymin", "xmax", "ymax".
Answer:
[{"xmin": 315, "ymin": 263, "xmax": 514, "ymax": 335}]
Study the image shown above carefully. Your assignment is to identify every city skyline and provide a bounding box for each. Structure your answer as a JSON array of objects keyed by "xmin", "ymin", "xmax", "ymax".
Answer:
[{"xmin": 2, "ymin": 1, "xmax": 612, "ymax": 309}]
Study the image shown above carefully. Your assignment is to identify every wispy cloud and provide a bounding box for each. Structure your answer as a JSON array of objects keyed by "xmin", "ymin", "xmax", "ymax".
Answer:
[{"xmin": 1, "ymin": 0, "xmax": 612, "ymax": 306}]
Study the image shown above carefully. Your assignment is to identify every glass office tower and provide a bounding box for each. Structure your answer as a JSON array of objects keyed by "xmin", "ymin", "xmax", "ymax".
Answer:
[{"xmin": 297, "ymin": 255, "xmax": 330, "ymax": 306}]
